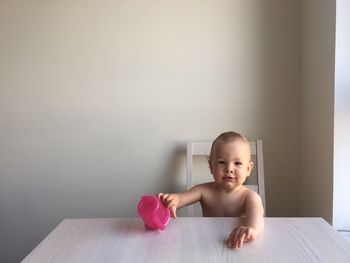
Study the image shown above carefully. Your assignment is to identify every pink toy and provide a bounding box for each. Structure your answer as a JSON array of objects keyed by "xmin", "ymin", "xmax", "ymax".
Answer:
[{"xmin": 137, "ymin": 195, "xmax": 170, "ymax": 230}]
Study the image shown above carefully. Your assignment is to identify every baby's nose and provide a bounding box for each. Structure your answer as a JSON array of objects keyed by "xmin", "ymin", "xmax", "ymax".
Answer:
[{"xmin": 225, "ymin": 166, "xmax": 233, "ymax": 173}]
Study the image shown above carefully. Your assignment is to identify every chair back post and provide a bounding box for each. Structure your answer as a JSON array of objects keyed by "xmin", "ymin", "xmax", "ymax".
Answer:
[
  {"xmin": 256, "ymin": 140, "xmax": 266, "ymax": 211},
  {"xmin": 186, "ymin": 142, "xmax": 194, "ymax": 217}
]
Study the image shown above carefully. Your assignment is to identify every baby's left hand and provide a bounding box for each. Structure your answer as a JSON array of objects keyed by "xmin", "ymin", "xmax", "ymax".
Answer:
[{"xmin": 226, "ymin": 226, "xmax": 257, "ymax": 249}]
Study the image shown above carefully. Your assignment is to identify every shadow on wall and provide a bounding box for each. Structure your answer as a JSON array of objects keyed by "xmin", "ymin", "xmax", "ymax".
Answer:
[{"xmin": 159, "ymin": 143, "xmax": 187, "ymax": 195}]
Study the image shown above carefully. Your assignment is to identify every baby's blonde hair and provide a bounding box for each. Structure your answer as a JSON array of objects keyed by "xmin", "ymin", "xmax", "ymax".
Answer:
[{"xmin": 209, "ymin": 131, "xmax": 250, "ymax": 159}]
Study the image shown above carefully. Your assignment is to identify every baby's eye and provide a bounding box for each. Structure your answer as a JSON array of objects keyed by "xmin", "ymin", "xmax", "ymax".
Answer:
[
  {"xmin": 235, "ymin": 162, "xmax": 243, "ymax": 166},
  {"xmin": 217, "ymin": 160, "xmax": 225, "ymax": 164}
]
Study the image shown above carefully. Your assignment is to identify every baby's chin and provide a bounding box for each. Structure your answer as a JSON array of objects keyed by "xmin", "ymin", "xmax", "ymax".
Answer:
[{"xmin": 214, "ymin": 181, "xmax": 242, "ymax": 192}]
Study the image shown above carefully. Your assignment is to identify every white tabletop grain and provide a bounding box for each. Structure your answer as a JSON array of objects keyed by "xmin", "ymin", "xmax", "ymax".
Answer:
[{"xmin": 22, "ymin": 217, "xmax": 350, "ymax": 263}]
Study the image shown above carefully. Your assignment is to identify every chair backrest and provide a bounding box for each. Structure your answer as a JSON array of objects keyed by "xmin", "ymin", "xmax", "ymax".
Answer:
[{"xmin": 186, "ymin": 140, "xmax": 266, "ymax": 216}]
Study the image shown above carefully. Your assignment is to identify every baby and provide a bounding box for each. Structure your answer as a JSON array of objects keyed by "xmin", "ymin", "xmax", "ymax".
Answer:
[{"xmin": 158, "ymin": 131, "xmax": 264, "ymax": 249}]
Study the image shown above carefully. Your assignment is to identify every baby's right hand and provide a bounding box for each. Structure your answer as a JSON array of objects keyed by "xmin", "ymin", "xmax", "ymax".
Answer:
[{"xmin": 157, "ymin": 193, "xmax": 179, "ymax": 219}]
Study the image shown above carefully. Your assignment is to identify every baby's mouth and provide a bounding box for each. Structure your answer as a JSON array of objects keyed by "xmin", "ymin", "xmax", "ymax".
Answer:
[{"xmin": 223, "ymin": 176, "xmax": 237, "ymax": 181}]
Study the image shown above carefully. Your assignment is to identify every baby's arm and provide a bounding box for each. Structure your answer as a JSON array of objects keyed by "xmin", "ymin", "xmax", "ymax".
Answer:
[
  {"xmin": 158, "ymin": 185, "xmax": 202, "ymax": 219},
  {"xmin": 228, "ymin": 191, "xmax": 264, "ymax": 248}
]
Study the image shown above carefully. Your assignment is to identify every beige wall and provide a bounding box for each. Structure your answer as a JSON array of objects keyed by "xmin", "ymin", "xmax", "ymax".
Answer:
[
  {"xmin": 299, "ymin": 0, "xmax": 336, "ymax": 223},
  {"xmin": 1, "ymin": 1, "xmax": 301, "ymax": 262}
]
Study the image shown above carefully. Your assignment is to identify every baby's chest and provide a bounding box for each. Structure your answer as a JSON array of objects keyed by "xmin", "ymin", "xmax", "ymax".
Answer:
[{"xmin": 201, "ymin": 195, "xmax": 245, "ymax": 217}]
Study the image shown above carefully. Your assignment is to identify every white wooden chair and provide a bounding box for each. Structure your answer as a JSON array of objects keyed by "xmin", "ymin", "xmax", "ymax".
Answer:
[{"xmin": 186, "ymin": 140, "xmax": 266, "ymax": 216}]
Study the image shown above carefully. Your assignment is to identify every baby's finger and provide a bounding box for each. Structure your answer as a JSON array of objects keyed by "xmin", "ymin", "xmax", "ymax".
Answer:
[
  {"xmin": 238, "ymin": 231, "xmax": 246, "ymax": 248},
  {"xmin": 229, "ymin": 229, "xmax": 240, "ymax": 248},
  {"xmin": 227, "ymin": 233, "xmax": 234, "ymax": 248},
  {"xmin": 227, "ymin": 238, "xmax": 234, "ymax": 248},
  {"xmin": 164, "ymin": 196, "xmax": 174, "ymax": 207},
  {"xmin": 157, "ymin": 193, "xmax": 166, "ymax": 202},
  {"xmin": 245, "ymin": 228, "xmax": 252, "ymax": 241},
  {"xmin": 162, "ymin": 194, "xmax": 171, "ymax": 204},
  {"xmin": 232, "ymin": 227, "xmax": 242, "ymax": 247},
  {"xmin": 169, "ymin": 206, "xmax": 177, "ymax": 219},
  {"xmin": 232, "ymin": 227, "xmax": 247, "ymax": 248}
]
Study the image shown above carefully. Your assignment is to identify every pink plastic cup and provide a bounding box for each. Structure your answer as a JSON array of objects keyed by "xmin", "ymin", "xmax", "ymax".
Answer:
[{"xmin": 137, "ymin": 195, "xmax": 170, "ymax": 230}]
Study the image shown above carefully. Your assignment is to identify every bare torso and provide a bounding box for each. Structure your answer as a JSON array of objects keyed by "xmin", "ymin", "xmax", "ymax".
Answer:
[{"xmin": 197, "ymin": 182, "xmax": 250, "ymax": 217}]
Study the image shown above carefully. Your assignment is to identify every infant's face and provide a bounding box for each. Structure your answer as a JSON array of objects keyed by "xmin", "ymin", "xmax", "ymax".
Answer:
[{"xmin": 209, "ymin": 140, "xmax": 253, "ymax": 191}]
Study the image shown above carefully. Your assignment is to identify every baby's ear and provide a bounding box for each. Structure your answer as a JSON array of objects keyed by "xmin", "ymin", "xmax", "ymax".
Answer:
[
  {"xmin": 208, "ymin": 160, "xmax": 214, "ymax": 174},
  {"xmin": 247, "ymin": 161, "xmax": 254, "ymax": 176}
]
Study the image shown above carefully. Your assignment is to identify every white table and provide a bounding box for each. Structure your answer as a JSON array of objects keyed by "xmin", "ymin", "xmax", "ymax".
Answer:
[{"xmin": 22, "ymin": 217, "xmax": 350, "ymax": 263}]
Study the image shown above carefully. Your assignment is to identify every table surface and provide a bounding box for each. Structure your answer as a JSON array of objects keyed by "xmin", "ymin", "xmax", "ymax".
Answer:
[{"xmin": 22, "ymin": 217, "xmax": 350, "ymax": 263}]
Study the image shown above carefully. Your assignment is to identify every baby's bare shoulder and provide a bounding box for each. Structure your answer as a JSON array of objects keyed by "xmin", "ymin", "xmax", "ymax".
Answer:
[
  {"xmin": 243, "ymin": 187, "xmax": 263, "ymax": 204},
  {"xmin": 192, "ymin": 182, "xmax": 215, "ymax": 194}
]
